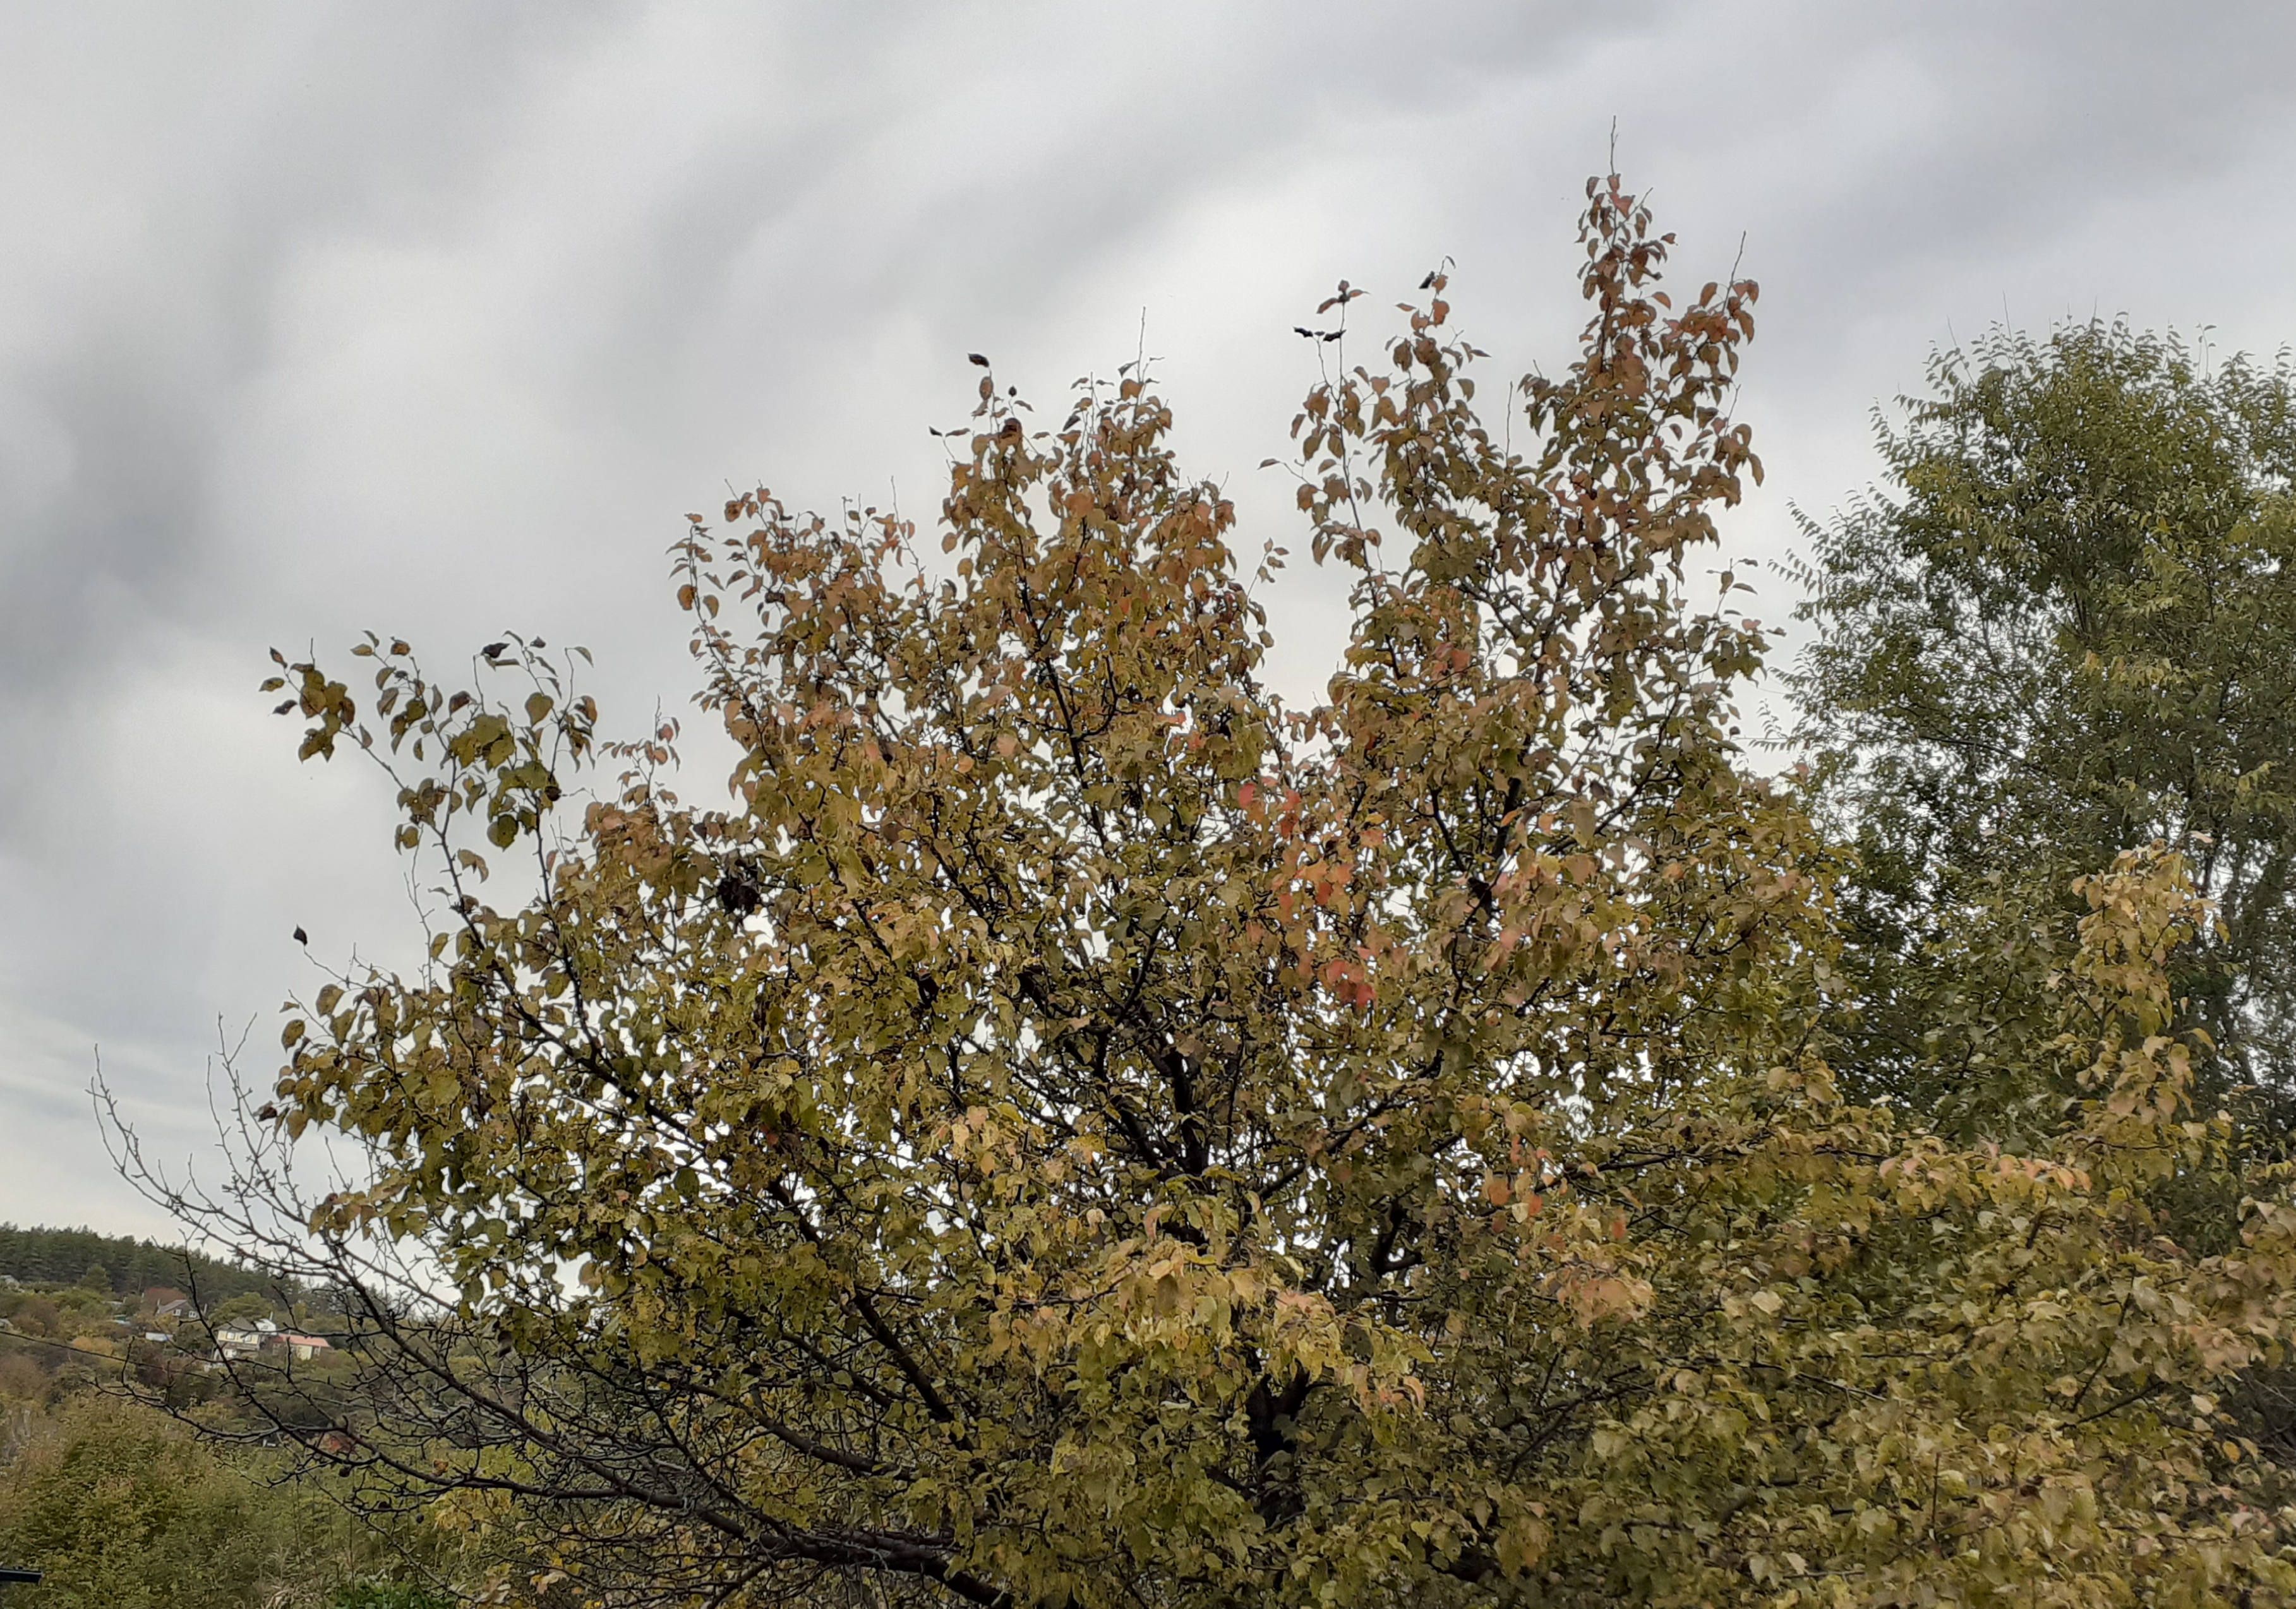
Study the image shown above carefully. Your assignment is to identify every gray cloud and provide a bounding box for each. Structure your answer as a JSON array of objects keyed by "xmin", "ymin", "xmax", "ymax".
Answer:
[{"xmin": 6, "ymin": 0, "xmax": 2296, "ymax": 1231}]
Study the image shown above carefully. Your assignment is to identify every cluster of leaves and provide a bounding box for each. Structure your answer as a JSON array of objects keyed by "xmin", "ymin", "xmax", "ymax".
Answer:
[{"xmin": 114, "ymin": 178, "xmax": 2296, "ymax": 1606}]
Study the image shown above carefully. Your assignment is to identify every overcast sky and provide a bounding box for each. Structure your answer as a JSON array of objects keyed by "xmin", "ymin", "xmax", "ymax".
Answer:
[{"xmin": 8, "ymin": 1, "xmax": 2296, "ymax": 1239}]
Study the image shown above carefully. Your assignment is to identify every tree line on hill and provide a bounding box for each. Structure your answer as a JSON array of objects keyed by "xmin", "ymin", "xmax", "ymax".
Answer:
[{"xmin": 0, "ymin": 1224, "xmax": 287, "ymax": 1305}]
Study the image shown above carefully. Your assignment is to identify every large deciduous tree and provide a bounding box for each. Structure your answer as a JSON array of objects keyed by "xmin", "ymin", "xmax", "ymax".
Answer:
[
  {"xmin": 129, "ymin": 180, "xmax": 2296, "ymax": 1606},
  {"xmin": 1788, "ymin": 323, "xmax": 2296, "ymax": 1134}
]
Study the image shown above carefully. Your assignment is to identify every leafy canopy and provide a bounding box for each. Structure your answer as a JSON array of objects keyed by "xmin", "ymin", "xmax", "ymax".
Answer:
[
  {"xmin": 1789, "ymin": 324, "xmax": 2296, "ymax": 1125},
  {"xmin": 145, "ymin": 178, "xmax": 2296, "ymax": 1608}
]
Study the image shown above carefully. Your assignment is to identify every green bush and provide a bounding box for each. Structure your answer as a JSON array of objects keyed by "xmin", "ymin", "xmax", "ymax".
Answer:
[
  {"xmin": 0, "ymin": 1399, "xmax": 366, "ymax": 1609},
  {"xmin": 331, "ymin": 1582, "xmax": 454, "ymax": 1609}
]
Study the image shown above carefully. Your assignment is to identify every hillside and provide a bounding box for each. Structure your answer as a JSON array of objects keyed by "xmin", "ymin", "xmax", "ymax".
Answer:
[{"xmin": 0, "ymin": 1223, "xmax": 286, "ymax": 1303}]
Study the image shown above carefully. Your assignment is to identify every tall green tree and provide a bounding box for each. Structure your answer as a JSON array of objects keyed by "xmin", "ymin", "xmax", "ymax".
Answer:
[
  {"xmin": 1789, "ymin": 323, "xmax": 2296, "ymax": 1133},
  {"xmin": 127, "ymin": 184, "xmax": 2296, "ymax": 1607}
]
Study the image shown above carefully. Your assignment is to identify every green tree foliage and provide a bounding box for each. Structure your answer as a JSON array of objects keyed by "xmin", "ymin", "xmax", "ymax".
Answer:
[
  {"xmin": 133, "ymin": 179, "xmax": 2296, "ymax": 1606},
  {"xmin": 0, "ymin": 1398, "xmax": 369, "ymax": 1609},
  {"xmin": 1788, "ymin": 323, "xmax": 2296, "ymax": 1132},
  {"xmin": 0, "ymin": 1360, "xmax": 461, "ymax": 1607},
  {"xmin": 330, "ymin": 1581, "xmax": 455, "ymax": 1609}
]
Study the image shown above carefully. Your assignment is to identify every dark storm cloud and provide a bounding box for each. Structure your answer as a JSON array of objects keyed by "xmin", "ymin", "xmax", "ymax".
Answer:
[{"xmin": 6, "ymin": 1, "xmax": 2296, "ymax": 1230}]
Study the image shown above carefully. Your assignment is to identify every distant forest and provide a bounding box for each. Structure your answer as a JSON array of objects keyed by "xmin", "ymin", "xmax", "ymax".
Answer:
[{"xmin": 0, "ymin": 1223, "xmax": 284, "ymax": 1303}]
